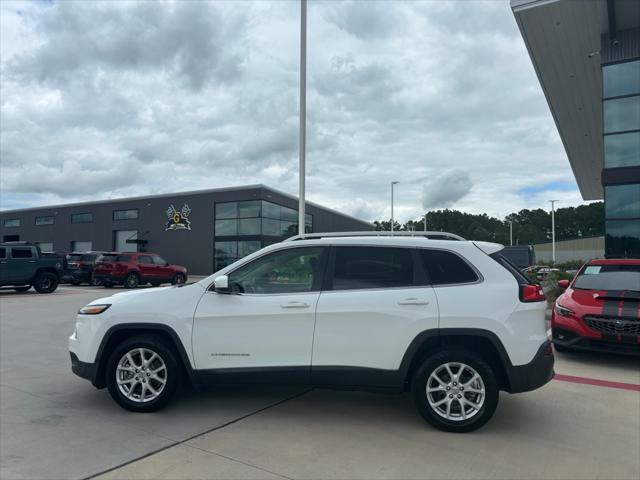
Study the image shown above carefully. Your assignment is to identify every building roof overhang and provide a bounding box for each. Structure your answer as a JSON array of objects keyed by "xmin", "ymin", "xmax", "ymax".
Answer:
[{"xmin": 511, "ymin": 0, "xmax": 640, "ymax": 200}]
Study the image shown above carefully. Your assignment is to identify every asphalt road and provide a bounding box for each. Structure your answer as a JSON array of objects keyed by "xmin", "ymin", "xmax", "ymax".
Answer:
[{"xmin": 1, "ymin": 285, "xmax": 638, "ymax": 480}]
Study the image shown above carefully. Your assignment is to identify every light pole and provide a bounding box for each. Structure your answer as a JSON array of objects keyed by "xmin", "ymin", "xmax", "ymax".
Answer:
[
  {"xmin": 508, "ymin": 221, "xmax": 513, "ymax": 246},
  {"xmin": 424, "ymin": 213, "xmax": 427, "ymax": 232},
  {"xmin": 549, "ymin": 200, "xmax": 559, "ymax": 264},
  {"xmin": 298, "ymin": 0, "xmax": 307, "ymax": 237},
  {"xmin": 390, "ymin": 181, "xmax": 399, "ymax": 232}
]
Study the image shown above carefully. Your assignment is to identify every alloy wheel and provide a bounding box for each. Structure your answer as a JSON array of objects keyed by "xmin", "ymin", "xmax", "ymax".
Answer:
[
  {"xmin": 116, "ymin": 348, "xmax": 167, "ymax": 403},
  {"xmin": 426, "ymin": 362, "xmax": 485, "ymax": 421}
]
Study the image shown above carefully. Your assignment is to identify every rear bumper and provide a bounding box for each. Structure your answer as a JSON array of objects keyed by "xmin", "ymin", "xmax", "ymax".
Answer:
[
  {"xmin": 552, "ymin": 327, "xmax": 640, "ymax": 356},
  {"xmin": 504, "ymin": 341, "xmax": 555, "ymax": 393}
]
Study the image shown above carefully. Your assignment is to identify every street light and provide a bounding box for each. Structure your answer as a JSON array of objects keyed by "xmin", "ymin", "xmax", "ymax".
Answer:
[
  {"xmin": 549, "ymin": 200, "xmax": 559, "ymax": 264},
  {"xmin": 391, "ymin": 181, "xmax": 399, "ymax": 232},
  {"xmin": 298, "ymin": 0, "xmax": 307, "ymax": 238},
  {"xmin": 508, "ymin": 220, "xmax": 513, "ymax": 246}
]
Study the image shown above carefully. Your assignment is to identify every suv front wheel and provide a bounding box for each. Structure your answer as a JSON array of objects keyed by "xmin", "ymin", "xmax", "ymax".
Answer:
[
  {"xmin": 106, "ymin": 335, "xmax": 179, "ymax": 412},
  {"xmin": 33, "ymin": 272, "xmax": 59, "ymax": 294},
  {"xmin": 412, "ymin": 349, "xmax": 498, "ymax": 433}
]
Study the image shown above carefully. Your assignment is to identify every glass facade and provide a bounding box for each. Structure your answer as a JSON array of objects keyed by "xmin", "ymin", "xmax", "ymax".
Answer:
[
  {"xmin": 602, "ymin": 59, "xmax": 640, "ymax": 258},
  {"xmin": 213, "ymin": 200, "xmax": 314, "ymax": 271},
  {"xmin": 35, "ymin": 216, "xmax": 54, "ymax": 226},
  {"xmin": 113, "ymin": 209, "xmax": 138, "ymax": 221},
  {"xmin": 3, "ymin": 219, "xmax": 20, "ymax": 227}
]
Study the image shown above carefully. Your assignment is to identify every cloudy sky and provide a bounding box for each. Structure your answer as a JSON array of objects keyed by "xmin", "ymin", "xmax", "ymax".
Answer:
[{"xmin": 0, "ymin": 0, "xmax": 591, "ymax": 222}]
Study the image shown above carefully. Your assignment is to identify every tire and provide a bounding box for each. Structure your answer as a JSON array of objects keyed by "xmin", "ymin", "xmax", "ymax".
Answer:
[
  {"xmin": 171, "ymin": 273, "xmax": 186, "ymax": 285},
  {"xmin": 33, "ymin": 272, "xmax": 59, "ymax": 294},
  {"xmin": 13, "ymin": 286, "xmax": 31, "ymax": 292},
  {"xmin": 105, "ymin": 335, "xmax": 179, "ymax": 412},
  {"xmin": 412, "ymin": 349, "xmax": 499, "ymax": 433},
  {"xmin": 124, "ymin": 272, "xmax": 140, "ymax": 289}
]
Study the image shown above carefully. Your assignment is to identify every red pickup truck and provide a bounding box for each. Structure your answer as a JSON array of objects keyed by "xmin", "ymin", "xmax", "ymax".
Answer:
[{"xmin": 93, "ymin": 252, "xmax": 188, "ymax": 288}]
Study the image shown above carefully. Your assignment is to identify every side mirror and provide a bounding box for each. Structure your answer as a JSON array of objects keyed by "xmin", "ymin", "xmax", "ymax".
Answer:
[
  {"xmin": 213, "ymin": 275, "xmax": 229, "ymax": 293},
  {"xmin": 558, "ymin": 279, "xmax": 570, "ymax": 289}
]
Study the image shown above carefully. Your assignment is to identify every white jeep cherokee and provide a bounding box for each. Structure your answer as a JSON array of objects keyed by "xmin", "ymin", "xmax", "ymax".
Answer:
[{"xmin": 69, "ymin": 232, "xmax": 554, "ymax": 432}]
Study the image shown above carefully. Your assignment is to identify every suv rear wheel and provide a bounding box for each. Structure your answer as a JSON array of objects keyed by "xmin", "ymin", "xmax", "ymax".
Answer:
[
  {"xmin": 171, "ymin": 273, "xmax": 186, "ymax": 285},
  {"xmin": 33, "ymin": 272, "xmax": 58, "ymax": 294},
  {"xmin": 412, "ymin": 349, "xmax": 498, "ymax": 433},
  {"xmin": 105, "ymin": 335, "xmax": 179, "ymax": 412},
  {"xmin": 124, "ymin": 272, "xmax": 140, "ymax": 289}
]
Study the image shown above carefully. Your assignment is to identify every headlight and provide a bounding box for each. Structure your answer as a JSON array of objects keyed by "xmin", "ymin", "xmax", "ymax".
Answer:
[
  {"xmin": 78, "ymin": 304, "xmax": 111, "ymax": 315},
  {"xmin": 554, "ymin": 303, "xmax": 573, "ymax": 317}
]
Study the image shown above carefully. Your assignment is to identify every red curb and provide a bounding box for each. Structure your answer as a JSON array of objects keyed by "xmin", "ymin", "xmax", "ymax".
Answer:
[{"xmin": 554, "ymin": 373, "xmax": 640, "ymax": 392}]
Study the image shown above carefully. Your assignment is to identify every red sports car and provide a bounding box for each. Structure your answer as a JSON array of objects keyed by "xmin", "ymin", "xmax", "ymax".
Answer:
[{"xmin": 552, "ymin": 259, "xmax": 640, "ymax": 356}]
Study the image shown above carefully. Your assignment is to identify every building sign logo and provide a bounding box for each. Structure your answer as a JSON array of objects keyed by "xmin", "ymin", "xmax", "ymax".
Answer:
[{"xmin": 165, "ymin": 204, "xmax": 192, "ymax": 231}]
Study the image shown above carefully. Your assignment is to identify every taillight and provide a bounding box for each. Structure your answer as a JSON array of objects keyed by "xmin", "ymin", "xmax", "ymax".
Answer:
[
  {"xmin": 78, "ymin": 261, "xmax": 85, "ymax": 268},
  {"xmin": 521, "ymin": 284, "xmax": 545, "ymax": 302}
]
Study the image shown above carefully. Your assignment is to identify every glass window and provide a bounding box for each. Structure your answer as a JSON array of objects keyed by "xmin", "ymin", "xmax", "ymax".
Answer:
[
  {"xmin": 35, "ymin": 216, "xmax": 54, "ymax": 226},
  {"xmin": 3, "ymin": 219, "xmax": 20, "ymax": 227},
  {"xmin": 603, "ymin": 96, "xmax": 640, "ymax": 134},
  {"xmin": 280, "ymin": 206, "xmax": 297, "ymax": 222},
  {"xmin": 305, "ymin": 213, "xmax": 312, "ymax": 226},
  {"xmin": 238, "ymin": 240, "xmax": 261, "ymax": 257},
  {"xmin": 215, "ymin": 202, "xmax": 238, "ymax": 219},
  {"xmin": 332, "ymin": 247, "xmax": 414, "ymax": 290},
  {"xmin": 606, "ymin": 220, "xmax": 640, "ymax": 258},
  {"xmin": 37, "ymin": 242, "xmax": 54, "ymax": 252},
  {"xmin": 215, "ymin": 241, "xmax": 237, "ymax": 259},
  {"xmin": 228, "ymin": 247, "xmax": 324, "ymax": 294},
  {"xmin": 81, "ymin": 253, "xmax": 100, "ymax": 263},
  {"xmin": 603, "ymin": 61, "xmax": 640, "ymax": 98},
  {"xmin": 420, "ymin": 249, "xmax": 479, "ymax": 285},
  {"xmin": 71, "ymin": 241, "xmax": 93, "ymax": 252},
  {"xmin": 280, "ymin": 221, "xmax": 297, "ymax": 236},
  {"xmin": 573, "ymin": 264, "xmax": 640, "ymax": 291},
  {"xmin": 262, "ymin": 201, "xmax": 281, "ymax": 219},
  {"xmin": 116, "ymin": 254, "xmax": 131, "ymax": 262},
  {"xmin": 152, "ymin": 255, "xmax": 168, "ymax": 266},
  {"xmin": 0, "ymin": 247, "xmax": 5, "ymax": 259},
  {"xmin": 239, "ymin": 218, "xmax": 261, "ymax": 235},
  {"xmin": 215, "ymin": 219, "xmax": 238, "ymax": 236},
  {"xmin": 262, "ymin": 218, "xmax": 281, "ymax": 236},
  {"xmin": 97, "ymin": 253, "xmax": 118, "ymax": 263},
  {"xmin": 604, "ymin": 132, "xmax": 640, "ymax": 168},
  {"xmin": 138, "ymin": 255, "xmax": 153, "ymax": 264},
  {"xmin": 71, "ymin": 213, "xmax": 93, "ymax": 224},
  {"xmin": 238, "ymin": 201, "xmax": 261, "ymax": 218},
  {"xmin": 11, "ymin": 247, "xmax": 32, "ymax": 259},
  {"xmin": 605, "ymin": 184, "xmax": 640, "ymax": 219},
  {"xmin": 113, "ymin": 209, "xmax": 138, "ymax": 221}
]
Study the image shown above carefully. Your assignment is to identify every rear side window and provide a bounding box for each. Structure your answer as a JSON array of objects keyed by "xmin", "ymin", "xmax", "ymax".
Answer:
[
  {"xmin": 491, "ymin": 253, "xmax": 533, "ymax": 285},
  {"xmin": 420, "ymin": 249, "xmax": 478, "ymax": 285},
  {"xmin": 331, "ymin": 247, "xmax": 414, "ymax": 290},
  {"xmin": 11, "ymin": 247, "xmax": 33, "ymax": 259}
]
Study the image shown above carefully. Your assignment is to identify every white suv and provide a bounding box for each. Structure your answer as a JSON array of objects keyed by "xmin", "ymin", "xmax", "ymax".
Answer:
[{"xmin": 69, "ymin": 232, "xmax": 553, "ymax": 432}]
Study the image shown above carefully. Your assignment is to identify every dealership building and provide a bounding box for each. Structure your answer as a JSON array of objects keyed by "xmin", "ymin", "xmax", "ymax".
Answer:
[
  {"xmin": 512, "ymin": 0, "xmax": 639, "ymax": 257},
  {"xmin": 0, "ymin": 185, "xmax": 372, "ymax": 275}
]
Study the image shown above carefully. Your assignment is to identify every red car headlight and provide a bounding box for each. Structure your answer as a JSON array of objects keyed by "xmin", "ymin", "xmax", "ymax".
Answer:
[{"xmin": 554, "ymin": 302, "xmax": 574, "ymax": 317}]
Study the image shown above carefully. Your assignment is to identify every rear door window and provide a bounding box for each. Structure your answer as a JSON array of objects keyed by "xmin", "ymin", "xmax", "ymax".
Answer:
[
  {"xmin": 420, "ymin": 249, "xmax": 478, "ymax": 285},
  {"xmin": 330, "ymin": 246, "xmax": 415, "ymax": 290},
  {"xmin": 11, "ymin": 247, "xmax": 33, "ymax": 259},
  {"xmin": 137, "ymin": 255, "xmax": 153, "ymax": 264}
]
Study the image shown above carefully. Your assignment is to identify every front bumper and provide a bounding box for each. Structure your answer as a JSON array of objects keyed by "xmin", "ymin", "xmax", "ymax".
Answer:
[
  {"xmin": 504, "ymin": 341, "xmax": 555, "ymax": 393},
  {"xmin": 552, "ymin": 327, "xmax": 640, "ymax": 356},
  {"xmin": 70, "ymin": 352, "xmax": 101, "ymax": 387}
]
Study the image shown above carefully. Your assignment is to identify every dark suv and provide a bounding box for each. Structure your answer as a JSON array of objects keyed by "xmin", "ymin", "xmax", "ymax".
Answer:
[
  {"xmin": 65, "ymin": 251, "xmax": 106, "ymax": 286},
  {"xmin": 0, "ymin": 242, "xmax": 66, "ymax": 293},
  {"xmin": 92, "ymin": 252, "xmax": 188, "ymax": 288}
]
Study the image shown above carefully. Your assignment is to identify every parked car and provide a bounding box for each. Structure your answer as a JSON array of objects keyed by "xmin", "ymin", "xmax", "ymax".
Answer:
[
  {"xmin": 501, "ymin": 245, "xmax": 535, "ymax": 270},
  {"xmin": 536, "ymin": 266, "xmax": 559, "ymax": 280},
  {"xmin": 552, "ymin": 258, "xmax": 640, "ymax": 356},
  {"xmin": 65, "ymin": 251, "xmax": 106, "ymax": 286},
  {"xmin": 0, "ymin": 242, "xmax": 66, "ymax": 293},
  {"xmin": 70, "ymin": 232, "xmax": 553, "ymax": 432},
  {"xmin": 92, "ymin": 252, "xmax": 187, "ymax": 288}
]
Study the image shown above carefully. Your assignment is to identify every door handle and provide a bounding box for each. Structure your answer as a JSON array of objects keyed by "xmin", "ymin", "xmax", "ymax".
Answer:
[
  {"xmin": 398, "ymin": 298, "xmax": 430, "ymax": 306},
  {"xmin": 280, "ymin": 301, "xmax": 310, "ymax": 309}
]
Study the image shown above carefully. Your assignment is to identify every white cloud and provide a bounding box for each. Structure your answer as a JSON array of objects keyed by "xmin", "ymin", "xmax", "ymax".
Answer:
[{"xmin": 0, "ymin": 0, "xmax": 587, "ymax": 221}]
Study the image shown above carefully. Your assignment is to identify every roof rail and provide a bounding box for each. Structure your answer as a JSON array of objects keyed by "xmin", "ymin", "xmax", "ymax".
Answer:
[{"xmin": 285, "ymin": 231, "xmax": 466, "ymax": 242}]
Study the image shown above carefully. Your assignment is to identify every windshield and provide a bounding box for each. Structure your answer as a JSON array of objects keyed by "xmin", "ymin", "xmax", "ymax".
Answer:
[{"xmin": 573, "ymin": 264, "xmax": 640, "ymax": 291}]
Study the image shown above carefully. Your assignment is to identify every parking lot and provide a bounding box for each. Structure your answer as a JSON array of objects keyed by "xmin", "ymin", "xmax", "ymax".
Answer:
[{"xmin": 1, "ymin": 285, "xmax": 638, "ymax": 480}]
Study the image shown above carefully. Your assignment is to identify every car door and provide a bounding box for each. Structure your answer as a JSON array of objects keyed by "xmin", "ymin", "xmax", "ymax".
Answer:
[
  {"xmin": 136, "ymin": 255, "xmax": 156, "ymax": 281},
  {"xmin": 6, "ymin": 247, "xmax": 38, "ymax": 284},
  {"xmin": 192, "ymin": 246, "xmax": 328, "ymax": 383},
  {"xmin": 312, "ymin": 245, "xmax": 439, "ymax": 387},
  {"xmin": 151, "ymin": 255, "xmax": 172, "ymax": 281}
]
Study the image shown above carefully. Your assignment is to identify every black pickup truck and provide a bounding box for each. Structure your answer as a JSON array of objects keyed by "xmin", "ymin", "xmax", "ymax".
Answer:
[{"xmin": 0, "ymin": 242, "xmax": 66, "ymax": 293}]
